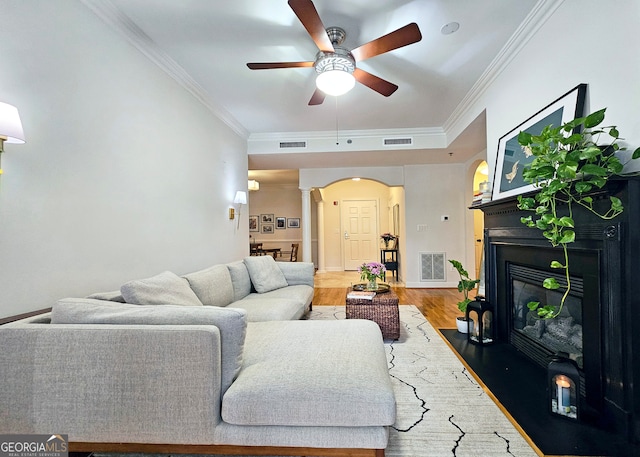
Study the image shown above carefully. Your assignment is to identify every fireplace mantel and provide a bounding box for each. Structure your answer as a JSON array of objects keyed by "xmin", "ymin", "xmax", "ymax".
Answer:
[{"xmin": 478, "ymin": 177, "xmax": 640, "ymax": 444}]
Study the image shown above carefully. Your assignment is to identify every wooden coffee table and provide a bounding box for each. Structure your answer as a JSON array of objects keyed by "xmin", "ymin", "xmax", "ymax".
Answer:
[{"xmin": 345, "ymin": 287, "xmax": 400, "ymax": 340}]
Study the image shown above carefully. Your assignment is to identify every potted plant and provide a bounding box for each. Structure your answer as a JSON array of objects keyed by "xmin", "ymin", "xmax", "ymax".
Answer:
[
  {"xmin": 449, "ymin": 259, "xmax": 480, "ymax": 333},
  {"xmin": 380, "ymin": 232, "xmax": 396, "ymax": 248},
  {"xmin": 516, "ymin": 108, "xmax": 640, "ymax": 319}
]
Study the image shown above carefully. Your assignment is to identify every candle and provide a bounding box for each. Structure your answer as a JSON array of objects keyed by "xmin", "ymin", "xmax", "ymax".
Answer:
[{"xmin": 556, "ymin": 378, "xmax": 571, "ymax": 414}]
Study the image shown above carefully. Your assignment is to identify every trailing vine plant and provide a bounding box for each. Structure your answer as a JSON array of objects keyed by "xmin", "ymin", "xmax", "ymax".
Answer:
[{"xmin": 516, "ymin": 108, "xmax": 640, "ymax": 319}]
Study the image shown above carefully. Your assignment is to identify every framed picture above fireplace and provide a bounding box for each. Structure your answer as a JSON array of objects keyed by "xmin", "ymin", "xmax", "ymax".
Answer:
[{"xmin": 491, "ymin": 83, "xmax": 587, "ymax": 201}]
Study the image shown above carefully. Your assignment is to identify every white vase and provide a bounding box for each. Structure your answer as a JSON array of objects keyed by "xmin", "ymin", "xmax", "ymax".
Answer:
[{"xmin": 456, "ymin": 317, "xmax": 474, "ymax": 334}]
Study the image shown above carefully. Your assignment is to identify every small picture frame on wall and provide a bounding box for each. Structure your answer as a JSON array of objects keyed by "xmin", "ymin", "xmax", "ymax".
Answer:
[
  {"xmin": 261, "ymin": 224, "xmax": 274, "ymax": 234},
  {"xmin": 261, "ymin": 214, "xmax": 274, "ymax": 223},
  {"xmin": 249, "ymin": 215, "xmax": 259, "ymax": 232},
  {"xmin": 287, "ymin": 218, "xmax": 300, "ymax": 228},
  {"xmin": 276, "ymin": 217, "xmax": 286, "ymax": 229}
]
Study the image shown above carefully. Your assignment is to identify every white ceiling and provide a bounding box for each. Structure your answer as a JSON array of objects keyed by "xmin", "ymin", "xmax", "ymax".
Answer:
[{"xmin": 89, "ymin": 0, "xmax": 538, "ymax": 173}]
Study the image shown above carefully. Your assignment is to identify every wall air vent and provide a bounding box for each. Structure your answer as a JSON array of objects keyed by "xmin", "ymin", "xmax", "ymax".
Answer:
[
  {"xmin": 279, "ymin": 141, "xmax": 307, "ymax": 149},
  {"xmin": 420, "ymin": 252, "xmax": 446, "ymax": 281},
  {"xmin": 383, "ymin": 137, "xmax": 413, "ymax": 146}
]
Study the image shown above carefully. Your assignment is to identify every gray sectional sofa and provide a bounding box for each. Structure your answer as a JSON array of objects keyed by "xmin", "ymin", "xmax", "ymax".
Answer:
[{"xmin": 0, "ymin": 255, "xmax": 396, "ymax": 457}]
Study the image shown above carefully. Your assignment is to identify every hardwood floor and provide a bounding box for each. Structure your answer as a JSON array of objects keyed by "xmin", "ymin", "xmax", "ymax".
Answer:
[{"xmin": 312, "ymin": 271, "xmax": 466, "ymax": 329}]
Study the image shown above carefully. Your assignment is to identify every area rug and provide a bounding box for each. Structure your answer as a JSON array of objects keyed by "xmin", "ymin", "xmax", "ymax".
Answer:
[
  {"xmin": 96, "ymin": 305, "xmax": 538, "ymax": 457},
  {"xmin": 308, "ymin": 305, "xmax": 538, "ymax": 457}
]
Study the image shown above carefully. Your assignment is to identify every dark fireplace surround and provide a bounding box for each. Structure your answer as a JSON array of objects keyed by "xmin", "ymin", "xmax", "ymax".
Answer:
[{"xmin": 480, "ymin": 178, "xmax": 640, "ymax": 444}]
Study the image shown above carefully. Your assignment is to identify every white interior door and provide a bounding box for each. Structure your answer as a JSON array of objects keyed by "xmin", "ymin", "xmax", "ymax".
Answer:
[{"xmin": 342, "ymin": 199, "xmax": 378, "ymax": 270}]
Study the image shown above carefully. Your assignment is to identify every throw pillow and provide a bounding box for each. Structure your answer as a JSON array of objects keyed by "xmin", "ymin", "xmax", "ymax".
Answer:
[
  {"xmin": 226, "ymin": 261, "xmax": 252, "ymax": 301},
  {"xmin": 243, "ymin": 255, "xmax": 288, "ymax": 293},
  {"xmin": 86, "ymin": 290, "xmax": 126, "ymax": 303},
  {"xmin": 183, "ymin": 264, "xmax": 234, "ymax": 307},
  {"xmin": 121, "ymin": 271, "xmax": 203, "ymax": 306}
]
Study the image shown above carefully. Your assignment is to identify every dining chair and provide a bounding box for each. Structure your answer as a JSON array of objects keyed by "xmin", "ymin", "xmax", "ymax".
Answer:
[{"xmin": 290, "ymin": 243, "xmax": 299, "ymax": 262}]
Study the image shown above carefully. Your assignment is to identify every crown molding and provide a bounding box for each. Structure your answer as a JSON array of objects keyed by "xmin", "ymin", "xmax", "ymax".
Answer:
[
  {"xmin": 81, "ymin": 0, "xmax": 562, "ymax": 149},
  {"xmin": 443, "ymin": 0, "xmax": 565, "ymax": 138},
  {"xmin": 81, "ymin": 0, "xmax": 249, "ymax": 139}
]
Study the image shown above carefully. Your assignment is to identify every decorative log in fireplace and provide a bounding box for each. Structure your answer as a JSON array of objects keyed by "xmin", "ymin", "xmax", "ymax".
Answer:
[{"xmin": 478, "ymin": 177, "xmax": 640, "ymax": 444}]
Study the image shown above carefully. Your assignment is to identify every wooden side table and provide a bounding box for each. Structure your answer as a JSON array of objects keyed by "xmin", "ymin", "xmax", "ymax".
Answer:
[
  {"xmin": 380, "ymin": 248, "xmax": 398, "ymax": 280},
  {"xmin": 345, "ymin": 288, "xmax": 400, "ymax": 339}
]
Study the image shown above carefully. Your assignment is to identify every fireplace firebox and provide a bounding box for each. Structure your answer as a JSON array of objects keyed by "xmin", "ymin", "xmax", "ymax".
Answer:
[
  {"xmin": 479, "ymin": 177, "xmax": 640, "ymax": 444},
  {"xmin": 510, "ymin": 265, "xmax": 584, "ymax": 370}
]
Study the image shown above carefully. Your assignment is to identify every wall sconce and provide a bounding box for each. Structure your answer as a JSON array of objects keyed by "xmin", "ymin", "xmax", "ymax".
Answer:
[
  {"xmin": 231, "ymin": 190, "xmax": 247, "ymax": 228},
  {"xmin": 248, "ymin": 180, "xmax": 260, "ymax": 191},
  {"xmin": 0, "ymin": 102, "xmax": 26, "ymax": 174}
]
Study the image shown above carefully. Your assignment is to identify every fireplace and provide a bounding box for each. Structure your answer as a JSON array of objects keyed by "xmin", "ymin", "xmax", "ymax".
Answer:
[
  {"xmin": 479, "ymin": 178, "xmax": 640, "ymax": 444},
  {"xmin": 510, "ymin": 265, "xmax": 584, "ymax": 370}
]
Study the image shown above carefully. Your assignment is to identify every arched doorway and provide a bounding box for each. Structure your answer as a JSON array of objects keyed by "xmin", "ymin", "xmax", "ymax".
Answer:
[
  {"xmin": 472, "ymin": 161, "xmax": 489, "ymax": 278},
  {"xmin": 319, "ymin": 178, "xmax": 403, "ymax": 277}
]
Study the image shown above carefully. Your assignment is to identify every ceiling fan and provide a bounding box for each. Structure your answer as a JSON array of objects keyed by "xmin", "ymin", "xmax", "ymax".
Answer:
[{"xmin": 246, "ymin": 0, "xmax": 422, "ymax": 105}]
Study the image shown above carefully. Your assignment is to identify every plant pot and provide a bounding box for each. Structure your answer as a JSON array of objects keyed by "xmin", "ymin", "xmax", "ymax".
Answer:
[{"xmin": 456, "ymin": 316, "xmax": 474, "ymax": 334}]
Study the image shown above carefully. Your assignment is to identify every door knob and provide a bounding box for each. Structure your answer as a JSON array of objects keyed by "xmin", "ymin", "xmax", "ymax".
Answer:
[{"xmin": 344, "ymin": 231, "xmax": 349, "ymax": 239}]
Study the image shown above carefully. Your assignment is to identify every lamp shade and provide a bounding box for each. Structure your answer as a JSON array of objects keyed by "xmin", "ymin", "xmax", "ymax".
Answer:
[
  {"xmin": 234, "ymin": 191, "xmax": 247, "ymax": 205},
  {"xmin": 316, "ymin": 70, "xmax": 356, "ymax": 96},
  {"xmin": 248, "ymin": 180, "xmax": 260, "ymax": 191},
  {"xmin": 0, "ymin": 102, "xmax": 25, "ymax": 143}
]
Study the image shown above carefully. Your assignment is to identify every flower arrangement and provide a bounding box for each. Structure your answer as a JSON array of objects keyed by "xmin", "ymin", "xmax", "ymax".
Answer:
[
  {"xmin": 359, "ymin": 262, "xmax": 386, "ymax": 283},
  {"xmin": 380, "ymin": 232, "xmax": 396, "ymax": 247}
]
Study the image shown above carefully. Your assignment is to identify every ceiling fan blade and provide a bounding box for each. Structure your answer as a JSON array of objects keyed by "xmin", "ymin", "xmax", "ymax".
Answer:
[
  {"xmin": 353, "ymin": 68, "xmax": 398, "ymax": 97},
  {"xmin": 351, "ymin": 23, "xmax": 422, "ymax": 62},
  {"xmin": 247, "ymin": 61, "xmax": 315, "ymax": 70},
  {"xmin": 308, "ymin": 88, "xmax": 326, "ymax": 105},
  {"xmin": 288, "ymin": 0, "xmax": 335, "ymax": 52}
]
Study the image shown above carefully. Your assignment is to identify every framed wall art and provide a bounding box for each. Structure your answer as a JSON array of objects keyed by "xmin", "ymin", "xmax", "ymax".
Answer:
[
  {"xmin": 492, "ymin": 83, "xmax": 587, "ymax": 201},
  {"xmin": 287, "ymin": 218, "xmax": 300, "ymax": 228},
  {"xmin": 261, "ymin": 223, "xmax": 274, "ymax": 234},
  {"xmin": 260, "ymin": 214, "xmax": 274, "ymax": 223},
  {"xmin": 249, "ymin": 215, "xmax": 259, "ymax": 232},
  {"xmin": 276, "ymin": 217, "xmax": 286, "ymax": 229}
]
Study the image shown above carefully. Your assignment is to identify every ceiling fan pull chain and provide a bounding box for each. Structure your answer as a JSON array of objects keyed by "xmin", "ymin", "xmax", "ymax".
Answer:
[{"xmin": 335, "ymin": 96, "xmax": 339, "ymax": 145}]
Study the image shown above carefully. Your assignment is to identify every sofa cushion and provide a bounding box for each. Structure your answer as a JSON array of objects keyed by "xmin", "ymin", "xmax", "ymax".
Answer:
[
  {"xmin": 226, "ymin": 261, "xmax": 252, "ymax": 301},
  {"xmin": 121, "ymin": 271, "xmax": 203, "ymax": 306},
  {"xmin": 222, "ymin": 319, "xmax": 396, "ymax": 427},
  {"xmin": 243, "ymin": 285, "xmax": 313, "ymax": 308},
  {"xmin": 243, "ymin": 256, "xmax": 288, "ymax": 293},
  {"xmin": 183, "ymin": 265, "xmax": 234, "ymax": 307},
  {"xmin": 276, "ymin": 262, "xmax": 316, "ymax": 288},
  {"xmin": 51, "ymin": 298, "xmax": 247, "ymax": 396},
  {"xmin": 231, "ymin": 297, "xmax": 305, "ymax": 321}
]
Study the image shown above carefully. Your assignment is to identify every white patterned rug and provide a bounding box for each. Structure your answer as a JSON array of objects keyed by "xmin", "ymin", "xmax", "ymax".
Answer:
[
  {"xmin": 97, "ymin": 305, "xmax": 538, "ymax": 457},
  {"xmin": 308, "ymin": 305, "xmax": 538, "ymax": 457}
]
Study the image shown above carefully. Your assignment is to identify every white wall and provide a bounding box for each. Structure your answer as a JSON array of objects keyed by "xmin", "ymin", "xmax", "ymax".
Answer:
[
  {"xmin": 480, "ymin": 0, "xmax": 640, "ymax": 176},
  {"xmin": 404, "ymin": 163, "xmax": 467, "ymax": 287},
  {"xmin": 0, "ymin": 2, "xmax": 247, "ymax": 318}
]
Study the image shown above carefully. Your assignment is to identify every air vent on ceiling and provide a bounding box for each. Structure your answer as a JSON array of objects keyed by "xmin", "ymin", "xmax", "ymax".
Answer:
[
  {"xmin": 384, "ymin": 137, "xmax": 413, "ymax": 146},
  {"xmin": 420, "ymin": 252, "xmax": 446, "ymax": 281},
  {"xmin": 279, "ymin": 141, "xmax": 307, "ymax": 149}
]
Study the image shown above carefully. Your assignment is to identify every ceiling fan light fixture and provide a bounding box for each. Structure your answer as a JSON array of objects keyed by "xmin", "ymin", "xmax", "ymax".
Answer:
[
  {"xmin": 316, "ymin": 69, "xmax": 355, "ymax": 96},
  {"xmin": 314, "ymin": 49, "xmax": 356, "ymax": 96}
]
